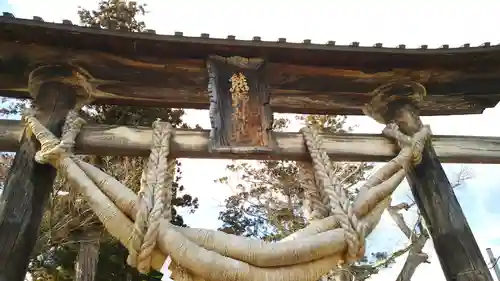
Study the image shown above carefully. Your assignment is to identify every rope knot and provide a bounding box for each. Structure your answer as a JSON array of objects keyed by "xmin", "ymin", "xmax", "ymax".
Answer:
[
  {"xmin": 299, "ymin": 120, "xmax": 429, "ymax": 268},
  {"xmin": 363, "ymin": 81, "xmax": 427, "ymax": 125},
  {"xmin": 382, "ymin": 123, "xmax": 431, "ymax": 168},
  {"xmin": 22, "ymin": 109, "xmax": 86, "ymax": 166}
]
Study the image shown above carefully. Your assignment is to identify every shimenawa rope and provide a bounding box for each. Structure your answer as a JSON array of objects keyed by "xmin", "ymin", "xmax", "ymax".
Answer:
[{"xmin": 21, "ymin": 82, "xmax": 430, "ymax": 280}]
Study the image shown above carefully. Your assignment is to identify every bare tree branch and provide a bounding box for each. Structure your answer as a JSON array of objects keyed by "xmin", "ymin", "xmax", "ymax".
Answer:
[
  {"xmin": 395, "ymin": 218, "xmax": 429, "ymax": 281},
  {"xmin": 387, "ymin": 203, "xmax": 413, "ymax": 239},
  {"xmin": 450, "ymin": 165, "xmax": 473, "ymax": 189},
  {"xmin": 390, "ymin": 166, "xmax": 471, "ymax": 281}
]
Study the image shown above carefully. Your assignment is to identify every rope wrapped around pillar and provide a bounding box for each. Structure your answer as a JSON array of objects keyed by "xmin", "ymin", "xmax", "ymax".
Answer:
[
  {"xmin": 362, "ymin": 81, "xmax": 495, "ymax": 281},
  {"xmin": 22, "ymin": 101, "xmax": 434, "ymax": 281}
]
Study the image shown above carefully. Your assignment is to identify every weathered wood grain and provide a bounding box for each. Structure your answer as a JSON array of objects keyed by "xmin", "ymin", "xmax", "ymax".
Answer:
[
  {"xmin": 0, "ymin": 82, "xmax": 77, "ymax": 281},
  {"xmin": 389, "ymin": 103, "xmax": 493, "ymax": 281},
  {"xmin": 74, "ymin": 231, "xmax": 100, "ymax": 281},
  {"xmin": 0, "ymin": 120, "xmax": 498, "ymax": 163},
  {"xmin": 207, "ymin": 56, "xmax": 274, "ymax": 152},
  {"xmin": 0, "ymin": 41, "xmax": 499, "ymax": 115}
]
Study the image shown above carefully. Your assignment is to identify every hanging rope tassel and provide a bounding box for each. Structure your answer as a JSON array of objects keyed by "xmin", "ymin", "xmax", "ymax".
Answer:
[
  {"xmin": 297, "ymin": 117, "xmax": 430, "ymax": 268},
  {"xmin": 300, "ymin": 126, "xmax": 366, "ymax": 264},
  {"xmin": 298, "ymin": 161, "xmax": 330, "ymax": 221},
  {"xmin": 20, "ymin": 82, "xmax": 432, "ymax": 281},
  {"xmin": 127, "ymin": 120, "xmax": 175, "ymax": 274}
]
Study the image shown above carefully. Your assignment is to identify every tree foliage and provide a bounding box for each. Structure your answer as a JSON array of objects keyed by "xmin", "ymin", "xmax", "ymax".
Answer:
[
  {"xmin": 217, "ymin": 115, "xmax": 388, "ymax": 280},
  {"xmin": 0, "ymin": 1, "xmax": 476, "ymax": 280},
  {"xmin": 77, "ymin": 0, "xmax": 147, "ymax": 31},
  {"xmin": 218, "ymin": 116, "xmax": 370, "ymax": 238},
  {"xmin": 217, "ymin": 114, "xmax": 472, "ymax": 281},
  {"xmin": 15, "ymin": 1, "xmax": 199, "ymax": 280}
]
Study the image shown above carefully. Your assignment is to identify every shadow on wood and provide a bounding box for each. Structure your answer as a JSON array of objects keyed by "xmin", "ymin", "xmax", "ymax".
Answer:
[
  {"xmin": 0, "ymin": 82, "xmax": 77, "ymax": 281},
  {"xmin": 391, "ymin": 103, "xmax": 493, "ymax": 281},
  {"xmin": 207, "ymin": 56, "xmax": 274, "ymax": 153}
]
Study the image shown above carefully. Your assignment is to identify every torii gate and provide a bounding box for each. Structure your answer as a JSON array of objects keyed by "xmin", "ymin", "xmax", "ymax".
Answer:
[{"xmin": 0, "ymin": 12, "xmax": 499, "ymax": 281}]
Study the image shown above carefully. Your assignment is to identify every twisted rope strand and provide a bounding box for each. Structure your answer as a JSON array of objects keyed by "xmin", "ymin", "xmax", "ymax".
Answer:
[
  {"xmin": 300, "ymin": 126, "xmax": 365, "ymax": 263},
  {"xmin": 127, "ymin": 161, "xmax": 152, "ymax": 269},
  {"xmin": 21, "ymin": 93, "xmax": 431, "ymax": 281},
  {"xmin": 301, "ymin": 159, "xmax": 333, "ymax": 218},
  {"xmin": 21, "ymin": 110, "xmax": 173, "ymax": 275},
  {"xmin": 127, "ymin": 120, "xmax": 174, "ymax": 274},
  {"xmin": 297, "ymin": 161, "xmax": 329, "ymax": 220},
  {"xmin": 163, "ymin": 157, "xmax": 176, "ymax": 222},
  {"xmin": 22, "ymin": 108, "xmax": 86, "ymax": 166}
]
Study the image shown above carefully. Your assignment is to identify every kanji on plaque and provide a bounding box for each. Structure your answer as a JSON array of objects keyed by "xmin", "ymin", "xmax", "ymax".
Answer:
[{"xmin": 207, "ymin": 55, "xmax": 275, "ymax": 153}]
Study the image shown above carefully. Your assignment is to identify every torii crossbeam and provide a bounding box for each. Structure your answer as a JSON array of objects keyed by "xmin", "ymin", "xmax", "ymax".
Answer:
[{"xmin": 0, "ymin": 12, "xmax": 497, "ymax": 281}]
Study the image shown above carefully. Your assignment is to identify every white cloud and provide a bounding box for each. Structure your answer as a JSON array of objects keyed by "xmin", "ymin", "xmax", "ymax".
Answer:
[{"xmin": 7, "ymin": 0, "xmax": 500, "ymax": 280}]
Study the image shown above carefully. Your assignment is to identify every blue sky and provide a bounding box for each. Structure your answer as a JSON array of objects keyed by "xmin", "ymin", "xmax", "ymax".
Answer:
[
  {"xmin": 0, "ymin": 0, "xmax": 11, "ymax": 15},
  {"xmin": 3, "ymin": 0, "xmax": 500, "ymax": 280}
]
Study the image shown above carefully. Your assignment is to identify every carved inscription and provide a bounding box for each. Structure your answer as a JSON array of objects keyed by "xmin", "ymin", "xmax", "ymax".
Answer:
[
  {"xmin": 230, "ymin": 72, "xmax": 251, "ymax": 145},
  {"xmin": 207, "ymin": 56, "xmax": 274, "ymax": 153}
]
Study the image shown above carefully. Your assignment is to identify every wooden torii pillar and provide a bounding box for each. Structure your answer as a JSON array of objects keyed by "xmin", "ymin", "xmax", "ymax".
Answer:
[
  {"xmin": 0, "ymin": 65, "xmax": 89, "ymax": 281},
  {"xmin": 369, "ymin": 84, "xmax": 493, "ymax": 281}
]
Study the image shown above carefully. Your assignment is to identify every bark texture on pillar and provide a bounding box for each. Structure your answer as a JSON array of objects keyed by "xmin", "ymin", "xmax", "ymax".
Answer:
[
  {"xmin": 0, "ymin": 64, "xmax": 86, "ymax": 281},
  {"xmin": 373, "ymin": 85, "xmax": 493, "ymax": 281}
]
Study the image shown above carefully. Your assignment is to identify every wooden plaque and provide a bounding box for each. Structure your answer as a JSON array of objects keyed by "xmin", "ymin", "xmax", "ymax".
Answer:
[{"xmin": 207, "ymin": 55, "xmax": 274, "ymax": 153}]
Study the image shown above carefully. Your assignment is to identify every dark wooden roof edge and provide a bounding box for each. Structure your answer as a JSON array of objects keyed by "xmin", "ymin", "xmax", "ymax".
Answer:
[{"xmin": 1, "ymin": 12, "xmax": 498, "ymax": 54}]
